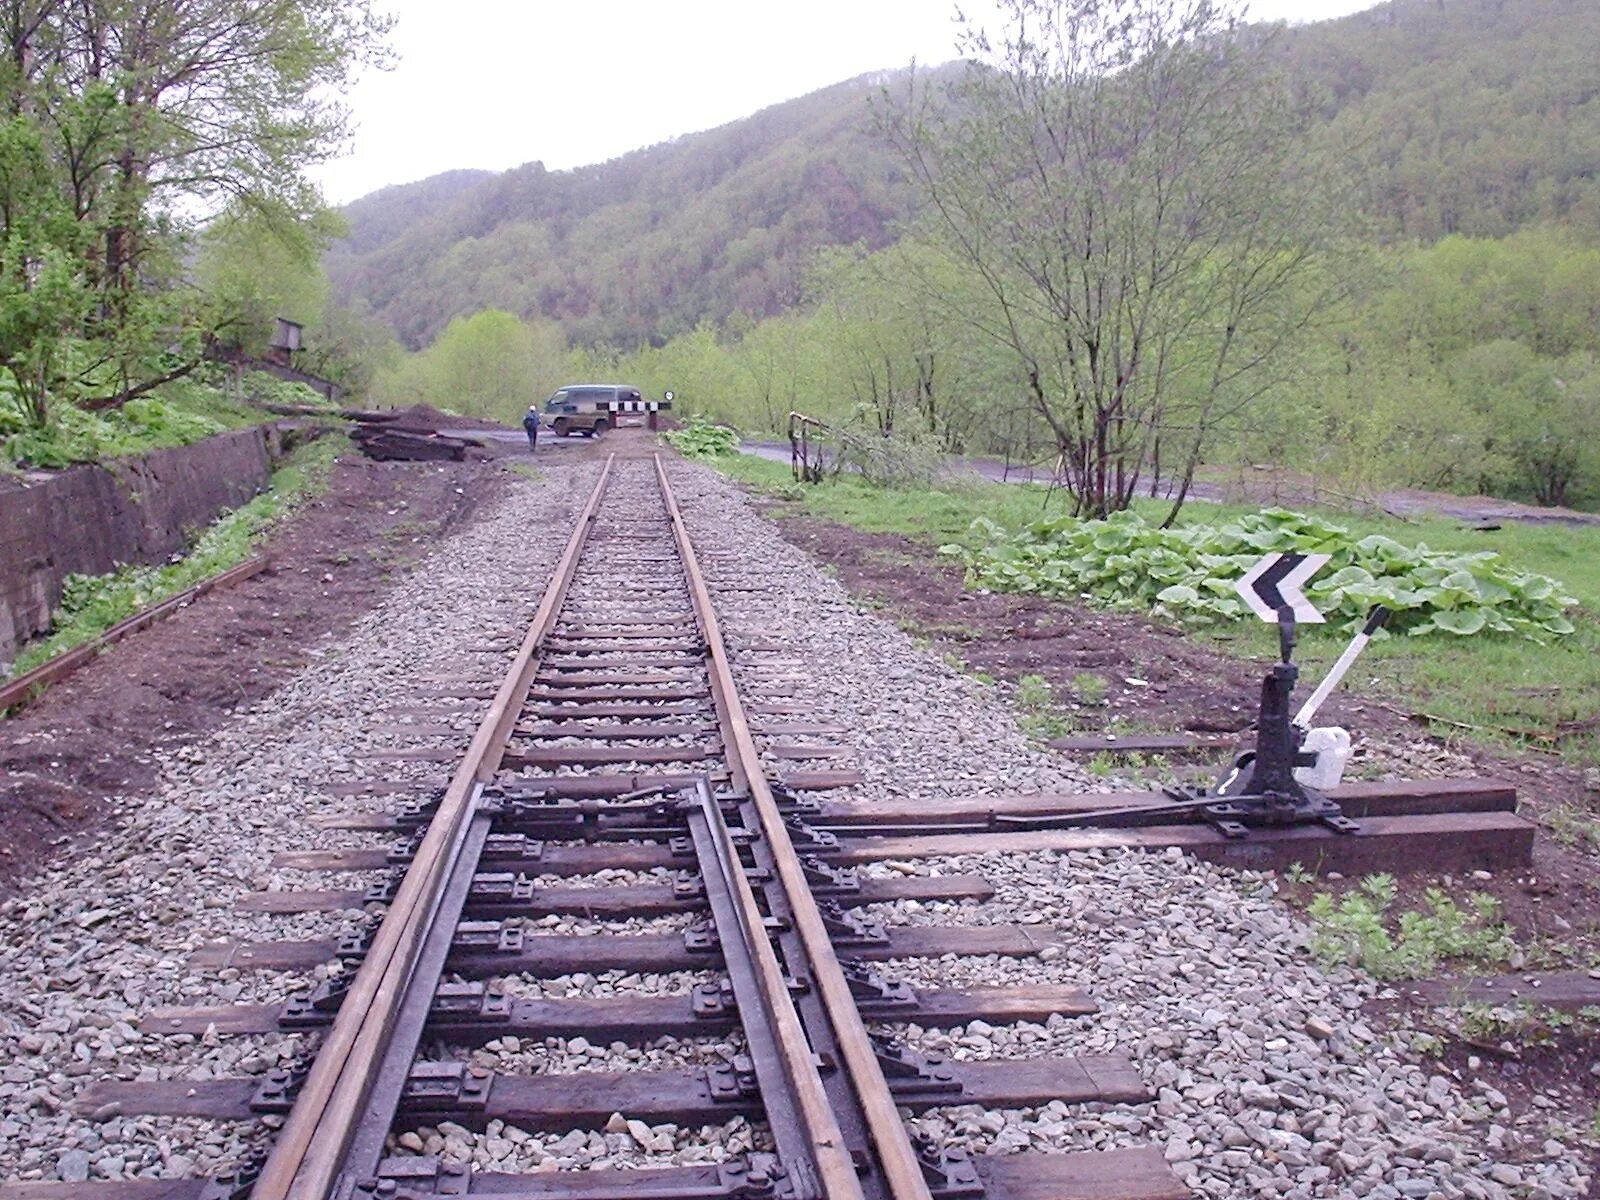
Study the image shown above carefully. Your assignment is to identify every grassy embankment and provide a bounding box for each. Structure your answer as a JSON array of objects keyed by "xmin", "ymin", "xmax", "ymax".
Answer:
[
  {"xmin": 5, "ymin": 434, "xmax": 342, "ymax": 680},
  {"xmin": 1, "ymin": 374, "xmax": 336, "ymax": 470},
  {"xmin": 711, "ymin": 452, "xmax": 1600, "ymax": 782}
]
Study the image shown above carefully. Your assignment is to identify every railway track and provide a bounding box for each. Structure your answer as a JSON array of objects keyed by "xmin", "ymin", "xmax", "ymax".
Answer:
[{"xmin": 1, "ymin": 445, "xmax": 1536, "ymax": 1200}]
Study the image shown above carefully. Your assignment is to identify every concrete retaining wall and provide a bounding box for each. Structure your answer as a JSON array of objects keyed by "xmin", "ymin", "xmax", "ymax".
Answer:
[{"xmin": 0, "ymin": 426, "xmax": 281, "ymax": 664}]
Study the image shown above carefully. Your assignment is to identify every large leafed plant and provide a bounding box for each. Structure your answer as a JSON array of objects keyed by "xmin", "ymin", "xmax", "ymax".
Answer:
[{"xmin": 942, "ymin": 507, "xmax": 1576, "ymax": 643}]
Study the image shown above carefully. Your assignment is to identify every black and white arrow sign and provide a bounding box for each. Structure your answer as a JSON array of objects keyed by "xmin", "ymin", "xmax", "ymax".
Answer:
[{"xmin": 1235, "ymin": 552, "xmax": 1329, "ymax": 624}]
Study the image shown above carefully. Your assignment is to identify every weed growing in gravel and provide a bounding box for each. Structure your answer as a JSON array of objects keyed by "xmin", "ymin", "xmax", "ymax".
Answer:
[
  {"xmin": 1458, "ymin": 1000, "xmax": 1599, "ymax": 1050},
  {"xmin": 1410, "ymin": 1032, "xmax": 1446, "ymax": 1057},
  {"xmin": 1306, "ymin": 875, "xmax": 1516, "ymax": 980},
  {"xmin": 1456, "ymin": 1001, "xmax": 1515, "ymax": 1042},
  {"xmin": 1014, "ymin": 673, "xmax": 1070, "ymax": 741},
  {"xmin": 1070, "ymin": 672, "xmax": 1108, "ymax": 706}
]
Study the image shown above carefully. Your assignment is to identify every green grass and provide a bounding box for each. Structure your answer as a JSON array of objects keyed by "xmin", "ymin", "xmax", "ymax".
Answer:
[
  {"xmin": 1013, "ymin": 673, "xmax": 1072, "ymax": 741},
  {"xmin": 5, "ymin": 435, "xmax": 341, "ymax": 681},
  {"xmin": 714, "ymin": 453, "xmax": 1060, "ymax": 541},
  {"xmin": 716, "ymin": 450, "xmax": 1600, "ymax": 766}
]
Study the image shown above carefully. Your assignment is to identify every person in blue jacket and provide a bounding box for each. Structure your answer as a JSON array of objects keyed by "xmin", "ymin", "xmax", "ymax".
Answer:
[{"xmin": 522, "ymin": 405, "xmax": 540, "ymax": 452}]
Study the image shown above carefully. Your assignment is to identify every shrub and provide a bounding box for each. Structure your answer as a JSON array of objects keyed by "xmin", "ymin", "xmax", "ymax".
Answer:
[
  {"xmin": 3, "ymin": 393, "xmax": 226, "ymax": 467},
  {"xmin": 833, "ymin": 427, "xmax": 953, "ymax": 489},
  {"xmin": 665, "ymin": 418, "xmax": 740, "ymax": 459},
  {"xmin": 1305, "ymin": 876, "xmax": 1515, "ymax": 980}
]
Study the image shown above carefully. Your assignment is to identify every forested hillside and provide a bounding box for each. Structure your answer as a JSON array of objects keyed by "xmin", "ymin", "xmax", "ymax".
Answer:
[
  {"xmin": 344, "ymin": 0, "xmax": 1600, "ymax": 512},
  {"xmin": 330, "ymin": 0, "xmax": 1599, "ymax": 353},
  {"xmin": 1282, "ymin": 0, "xmax": 1600, "ymax": 239},
  {"xmin": 326, "ymin": 72, "xmax": 928, "ymax": 348}
]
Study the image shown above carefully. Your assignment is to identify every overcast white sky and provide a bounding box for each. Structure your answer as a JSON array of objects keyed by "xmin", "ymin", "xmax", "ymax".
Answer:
[{"xmin": 311, "ymin": 0, "xmax": 1381, "ymax": 205}]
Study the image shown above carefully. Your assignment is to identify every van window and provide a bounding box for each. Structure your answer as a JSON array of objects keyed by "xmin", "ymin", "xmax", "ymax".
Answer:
[{"xmin": 569, "ymin": 387, "xmax": 612, "ymax": 405}]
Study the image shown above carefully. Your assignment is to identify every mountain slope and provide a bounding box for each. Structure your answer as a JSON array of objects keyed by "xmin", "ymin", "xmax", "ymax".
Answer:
[
  {"xmin": 326, "ymin": 73, "xmax": 922, "ymax": 348},
  {"xmin": 328, "ymin": 0, "xmax": 1600, "ymax": 350},
  {"xmin": 1281, "ymin": 0, "xmax": 1600, "ymax": 239}
]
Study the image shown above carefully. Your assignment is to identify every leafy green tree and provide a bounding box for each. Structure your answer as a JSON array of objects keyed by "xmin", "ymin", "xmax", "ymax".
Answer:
[
  {"xmin": 0, "ymin": 0, "xmax": 391, "ymax": 425},
  {"xmin": 376, "ymin": 309, "xmax": 568, "ymax": 423},
  {"xmin": 0, "ymin": 113, "xmax": 93, "ymax": 424},
  {"xmin": 197, "ymin": 205, "xmax": 338, "ymax": 350},
  {"xmin": 301, "ymin": 300, "xmax": 403, "ymax": 399},
  {"xmin": 1453, "ymin": 341, "xmax": 1600, "ymax": 507}
]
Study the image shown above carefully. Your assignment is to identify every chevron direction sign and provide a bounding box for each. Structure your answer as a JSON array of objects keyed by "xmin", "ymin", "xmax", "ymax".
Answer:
[{"xmin": 1236, "ymin": 552, "xmax": 1329, "ymax": 624}]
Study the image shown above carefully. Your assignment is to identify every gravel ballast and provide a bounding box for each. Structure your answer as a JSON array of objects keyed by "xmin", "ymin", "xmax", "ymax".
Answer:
[
  {"xmin": 0, "ymin": 446, "xmax": 1589, "ymax": 1199},
  {"xmin": 662, "ymin": 456, "xmax": 1591, "ymax": 1200},
  {"xmin": 0, "ymin": 461, "xmax": 598, "ymax": 1182}
]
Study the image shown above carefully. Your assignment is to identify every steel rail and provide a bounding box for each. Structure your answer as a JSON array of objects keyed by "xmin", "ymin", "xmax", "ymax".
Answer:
[
  {"xmin": 687, "ymin": 779, "xmax": 832, "ymax": 1199},
  {"xmin": 0, "ymin": 554, "xmax": 269, "ymax": 713},
  {"xmin": 253, "ymin": 454, "xmax": 617, "ymax": 1200},
  {"xmin": 653, "ymin": 452, "xmax": 935, "ymax": 1200}
]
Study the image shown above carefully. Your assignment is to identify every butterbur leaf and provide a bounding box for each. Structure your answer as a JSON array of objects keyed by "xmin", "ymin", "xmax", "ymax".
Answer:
[
  {"xmin": 955, "ymin": 505, "xmax": 1575, "ymax": 643},
  {"xmin": 1430, "ymin": 608, "xmax": 1488, "ymax": 636}
]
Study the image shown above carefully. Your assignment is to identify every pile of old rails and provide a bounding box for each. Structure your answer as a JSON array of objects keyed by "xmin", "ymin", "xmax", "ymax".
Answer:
[{"xmin": 2, "ymin": 448, "xmax": 1534, "ymax": 1200}]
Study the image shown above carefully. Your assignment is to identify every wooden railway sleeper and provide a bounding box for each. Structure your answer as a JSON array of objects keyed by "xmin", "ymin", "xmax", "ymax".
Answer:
[
  {"xmin": 344, "ymin": 1154, "xmax": 786, "ymax": 1199},
  {"xmin": 386, "ymin": 830, "xmax": 543, "ymax": 866},
  {"xmin": 273, "ymin": 977, "xmax": 736, "ymax": 1039},
  {"xmin": 385, "ymin": 1046, "xmax": 1011, "ymax": 1129},
  {"xmin": 334, "ymin": 921, "xmax": 528, "ymax": 966},
  {"xmin": 365, "ymin": 867, "xmax": 746, "ymax": 912}
]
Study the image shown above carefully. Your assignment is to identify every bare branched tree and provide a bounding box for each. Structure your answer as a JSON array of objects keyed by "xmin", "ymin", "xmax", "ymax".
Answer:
[{"xmin": 880, "ymin": 0, "xmax": 1339, "ymax": 520}]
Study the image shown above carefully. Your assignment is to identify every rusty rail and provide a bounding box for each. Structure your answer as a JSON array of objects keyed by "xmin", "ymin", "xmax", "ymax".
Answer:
[
  {"xmin": 0, "ymin": 442, "xmax": 1535, "ymax": 1200},
  {"xmin": 655, "ymin": 452, "xmax": 933, "ymax": 1200},
  {"xmin": 252, "ymin": 455, "xmax": 616, "ymax": 1200},
  {"xmin": 0, "ymin": 554, "xmax": 269, "ymax": 714}
]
